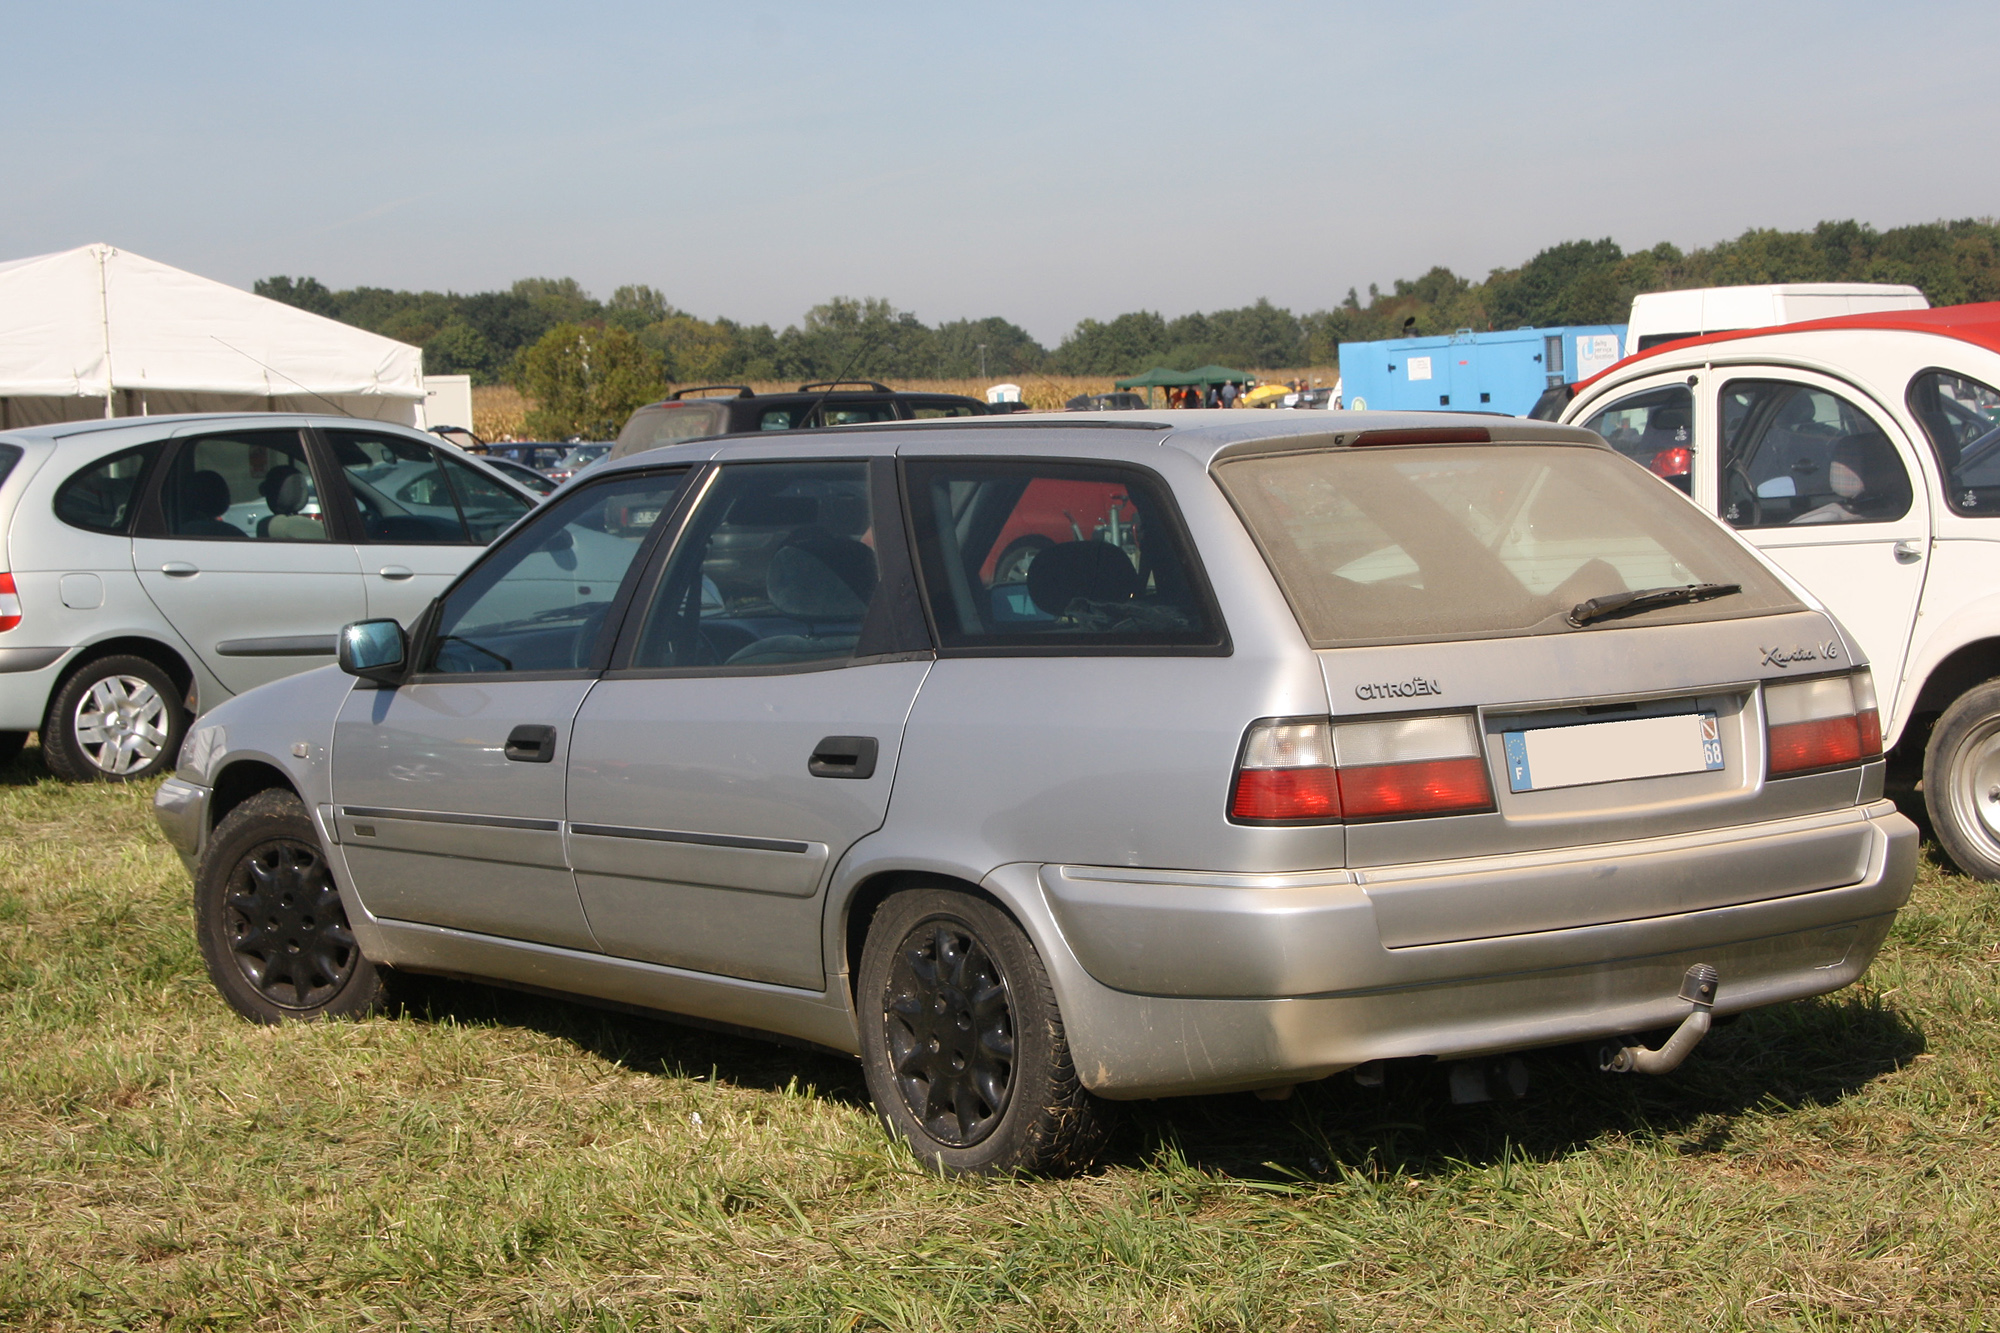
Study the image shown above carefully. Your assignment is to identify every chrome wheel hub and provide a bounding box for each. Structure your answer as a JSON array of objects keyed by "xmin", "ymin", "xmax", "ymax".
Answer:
[
  {"xmin": 72, "ymin": 674, "xmax": 170, "ymax": 775},
  {"xmin": 1953, "ymin": 717, "xmax": 2000, "ymax": 851}
]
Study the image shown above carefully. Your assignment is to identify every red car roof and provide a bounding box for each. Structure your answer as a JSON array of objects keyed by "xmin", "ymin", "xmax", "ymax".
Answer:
[{"xmin": 1575, "ymin": 300, "xmax": 2000, "ymax": 394}]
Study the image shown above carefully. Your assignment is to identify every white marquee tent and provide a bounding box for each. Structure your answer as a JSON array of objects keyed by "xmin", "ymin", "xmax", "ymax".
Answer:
[{"xmin": 0, "ymin": 243, "xmax": 426, "ymax": 429}]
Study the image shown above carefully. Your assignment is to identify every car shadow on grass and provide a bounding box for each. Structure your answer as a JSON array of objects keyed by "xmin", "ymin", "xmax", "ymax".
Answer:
[
  {"xmin": 388, "ymin": 971, "xmax": 872, "ymax": 1106},
  {"xmin": 1110, "ymin": 990, "xmax": 1926, "ymax": 1182},
  {"xmin": 0, "ymin": 737, "xmax": 48, "ymax": 787}
]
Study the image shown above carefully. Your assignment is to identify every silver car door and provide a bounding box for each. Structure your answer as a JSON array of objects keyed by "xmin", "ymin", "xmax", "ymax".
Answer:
[
  {"xmin": 132, "ymin": 427, "xmax": 364, "ymax": 695},
  {"xmin": 329, "ymin": 467, "xmax": 690, "ymax": 948},
  {"xmin": 567, "ymin": 459, "xmax": 930, "ymax": 990},
  {"xmin": 320, "ymin": 428, "xmax": 535, "ymax": 625}
]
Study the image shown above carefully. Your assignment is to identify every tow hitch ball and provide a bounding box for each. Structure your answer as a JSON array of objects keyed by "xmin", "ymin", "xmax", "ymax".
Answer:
[{"xmin": 1600, "ymin": 965, "xmax": 1720, "ymax": 1075}]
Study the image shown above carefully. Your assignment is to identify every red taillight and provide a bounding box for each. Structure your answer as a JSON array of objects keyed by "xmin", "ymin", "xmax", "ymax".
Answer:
[
  {"xmin": 1338, "ymin": 756, "xmax": 1493, "ymax": 819},
  {"xmin": 0, "ymin": 573, "xmax": 19, "ymax": 633},
  {"xmin": 1649, "ymin": 445, "xmax": 1691, "ymax": 479},
  {"xmin": 1230, "ymin": 767, "xmax": 1340, "ymax": 821},
  {"xmin": 1765, "ymin": 672, "xmax": 1881, "ymax": 776},
  {"xmin": 1230, "ymin": 713, "xmax": 1494, "ymax": 824}
]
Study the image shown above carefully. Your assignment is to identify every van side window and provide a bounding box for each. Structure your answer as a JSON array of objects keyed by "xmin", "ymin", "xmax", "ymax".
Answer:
[
  {"xmin": 1909, "ymin": 369, "xmax": 2000, "ymax": 515},
  {"xmin": 1579, "ymin": 386, "xmax": 1694, "ymax": 493},
  {"xmin": 904, "ymin": 458, "xmax": 1223, "ymax": 653},
  {"xmin": 1718, "ymin": 380, "xmax": 1912, "ymax": 528},
  {"xmin": 54, "ymin": 442, "xmax": 161, "ymax": 534}
]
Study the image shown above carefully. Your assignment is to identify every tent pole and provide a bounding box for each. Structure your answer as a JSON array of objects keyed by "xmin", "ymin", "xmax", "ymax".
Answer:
[{"xmin": 97, "ymin": 245, "xmax": 117, "ymax": 418}]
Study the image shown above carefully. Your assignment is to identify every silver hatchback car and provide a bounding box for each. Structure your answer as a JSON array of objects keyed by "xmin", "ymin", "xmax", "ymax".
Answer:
[{"xmin": 156, "ymin": 412, "xmax": 1916, "ymax": 1174}]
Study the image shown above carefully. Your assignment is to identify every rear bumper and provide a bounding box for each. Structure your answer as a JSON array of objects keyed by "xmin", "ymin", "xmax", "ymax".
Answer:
[
  {"xmin": 0, "ymin": 647, "xmax": 72, "ymax": 730},
  {"xmin": 1024, "ymin": 801, "xmax": 1916, "ymax": 1097}
]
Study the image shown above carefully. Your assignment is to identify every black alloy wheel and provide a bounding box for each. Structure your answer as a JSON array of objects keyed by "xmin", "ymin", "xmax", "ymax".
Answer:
[
  {"xmin": 857, "ymin": 887, "xmax": 1111, "ymax": 1175},
  {"xmin": 224, "ymin": 837, "xmax": 356, "ymax": 1010},
  {"xmin": 196, "ymin": 789, "xmax": 390, "ymax": 1023},
  {"xmin": 883, "ymin": 918, "xmax": 1016, "ymax": 1147}
]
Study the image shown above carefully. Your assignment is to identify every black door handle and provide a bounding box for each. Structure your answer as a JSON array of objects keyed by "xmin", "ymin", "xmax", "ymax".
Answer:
[
  {"xmin": 809, "ymin": 735, "xmax": 878, "ymax": 779},
  {"xmin": 505, "ymin": 724, "xmax": 558, "ymax": 763}
]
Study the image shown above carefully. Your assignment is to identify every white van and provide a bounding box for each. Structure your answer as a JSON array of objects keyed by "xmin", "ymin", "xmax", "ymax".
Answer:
[{"xmin": 1626, "ymin": 284, "xmax": 1928, "ymax": 355}]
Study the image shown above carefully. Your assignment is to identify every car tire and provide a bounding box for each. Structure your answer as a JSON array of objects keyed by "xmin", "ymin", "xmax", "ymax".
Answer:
[
  {"xmin": 195, "ymin": 788, "xmax": 390, "ymax": 1024},
  {"xmin": 992, "ymin": 534, "xmax": 1053, "ymax": 586},
  {"xmin": 857, "ymin": 886, "xmax": 1112, "ymax": 1176},
  {"xmin": 42, "ymin": 654, "xmax": 186, "ymax": 783},
  {"xmin": 0, "ymin": 731, "xmax": 26, "ymax": 768},
  {"xmin": 1924, "ymin": 680, "xmax": 2000, "ymax": 880}
]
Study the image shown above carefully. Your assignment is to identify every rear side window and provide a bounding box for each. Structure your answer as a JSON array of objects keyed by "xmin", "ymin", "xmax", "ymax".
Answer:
[
  {"xmin": 0, "ymin": 445, "xmax": 19, "ymax": 492},
  {"xmin": 161, "ymin": 430, "xmax": 330, "ymax": 541},
  {"xmin": 1213, "ymin": 444, "xmax": 1800, "ymax": 649},
  {"xmin": 1908, "ymin": 369, "xmax": 2000, "ymax": 515},
  {"xmin": 1578, "ymin": 385, "xmax": 1694, "ymax": 492},
  {"xmin": 905, "ymin": 458, "xmax": 1223, "ymax": 653},
  {"xmin": 908, "ymin": 398, "xmax": 983, "ymax": 418},
  {"xmin": 54, "ymin": 442, "xmax": 162, "ymax": 534}
]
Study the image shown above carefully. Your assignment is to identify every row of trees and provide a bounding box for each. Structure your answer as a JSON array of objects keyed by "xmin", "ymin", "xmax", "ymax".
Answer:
[{"xmin": 258, "ymin": 218, "xmax": 2000, "ymax": 436}]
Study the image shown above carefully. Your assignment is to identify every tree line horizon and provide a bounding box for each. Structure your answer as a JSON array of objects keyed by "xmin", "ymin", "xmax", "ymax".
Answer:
[{"xmin": 258, "ymin": 217, "xmax": 2000, "ymax": 393}]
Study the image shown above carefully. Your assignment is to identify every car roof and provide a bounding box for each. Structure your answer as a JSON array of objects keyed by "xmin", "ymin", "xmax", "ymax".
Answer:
[
  {"xmin": 0, "ymin": 411, "xmax": 431, "ymax": 446},
  {"xmin": 592, "ymin": 409, "xmax": 1607, "ymax": 476},
  {"xmin": 1577, "ymin": 300, "xmax": 2000, "ymax": 393}
]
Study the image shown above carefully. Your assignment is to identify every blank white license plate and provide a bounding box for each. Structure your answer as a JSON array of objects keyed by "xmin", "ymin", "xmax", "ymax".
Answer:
[{"xmin": 1503, "ymin": 711, "xmax": 1723, "ymax": 793}]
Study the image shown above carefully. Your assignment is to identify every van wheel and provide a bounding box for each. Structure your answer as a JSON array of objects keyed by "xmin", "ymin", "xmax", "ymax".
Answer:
[
  {"xmin": 42, "ymin": 654, "xmax": 185, "ymax": 783},
  {"xmin": 1924, "ymin": 681, "xmax": 2000, "ymax": 880},
  {"xmin": 195, "ymin": 789, "xmax": 389, "ymax": 1023},
  {"xmin": 857, "ymin": 887, "xmax": 1111, "ymax": 1176}
]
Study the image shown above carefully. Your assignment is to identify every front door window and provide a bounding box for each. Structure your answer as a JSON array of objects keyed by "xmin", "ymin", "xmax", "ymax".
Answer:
[{"xmin": 1718, "ymin": 380, "xmax": 1913, "ymax": 528}]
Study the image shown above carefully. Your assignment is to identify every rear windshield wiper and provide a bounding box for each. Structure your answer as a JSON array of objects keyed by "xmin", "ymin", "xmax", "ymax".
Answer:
[{"xmin": 1568, "ymin": 582, "xmax": 1742, "ymax": 628}]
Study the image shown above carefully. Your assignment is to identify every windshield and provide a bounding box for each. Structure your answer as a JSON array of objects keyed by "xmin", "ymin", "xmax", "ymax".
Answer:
[
  {"xmin": 615, "ymin": 403, "xmax": 729, "ymax": 455},
  {"xmin": 1214, "ymin": 444, "xmax": 1800, "ymax": 648}
]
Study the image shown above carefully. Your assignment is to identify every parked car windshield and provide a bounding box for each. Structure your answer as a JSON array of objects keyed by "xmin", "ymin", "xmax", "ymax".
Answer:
[{"xmin": 1214, "ymin": 444, "xmax": 1800, "ymax": 648}]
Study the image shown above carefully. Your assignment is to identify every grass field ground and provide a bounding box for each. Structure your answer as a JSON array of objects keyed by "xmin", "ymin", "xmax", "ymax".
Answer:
[
  {"xmin": 468, "ymin": 373, "xmax": 1344, "ymax": 441},
  {"xmin": 3, "ymin": 738, "xmax": 1997, "ymax": 1330}
]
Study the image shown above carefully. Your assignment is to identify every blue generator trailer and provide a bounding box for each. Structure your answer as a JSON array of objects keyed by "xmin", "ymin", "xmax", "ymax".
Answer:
[{"xmin": 1338, "ymin": 325, "xmax": 1628, "ymax": 417}]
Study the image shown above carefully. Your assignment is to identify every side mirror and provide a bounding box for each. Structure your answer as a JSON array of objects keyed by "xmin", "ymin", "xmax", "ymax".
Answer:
[{"xmin": 338, "ymin": 619, "xmax": 407, "ymax": 684}]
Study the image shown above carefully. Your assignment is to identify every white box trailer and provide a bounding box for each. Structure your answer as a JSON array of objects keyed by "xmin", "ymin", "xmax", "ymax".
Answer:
[{"xmin": 1626, "ymin": 283, "xmax": 1928, "ymax": 354}]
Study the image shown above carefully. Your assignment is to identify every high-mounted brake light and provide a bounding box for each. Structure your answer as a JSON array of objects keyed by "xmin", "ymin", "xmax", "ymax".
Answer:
[
  {"xmin": 1765, "ymin": 671, "xmax": 1881, "ymax": 777},
  {"xmin": 0, "ymin": 573, "xmax": 19, "ymax": 633},
  {"xmin": 1230, "ymin": 713, "xmax": 1494, "ymax": 823},
  {"xmin": 1349, "ymin": 427, "xmax": 1491, "ymax": 448}
]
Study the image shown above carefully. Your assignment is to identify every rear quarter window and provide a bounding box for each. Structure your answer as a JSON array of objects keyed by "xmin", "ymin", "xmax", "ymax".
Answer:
[
  {"xmin": 1214, "ymin": 443, "xmax": 1800, "ymax": 648},
  {"xmin": 54, "ymin": 442, "xmax": 162, "ymax": 535}
]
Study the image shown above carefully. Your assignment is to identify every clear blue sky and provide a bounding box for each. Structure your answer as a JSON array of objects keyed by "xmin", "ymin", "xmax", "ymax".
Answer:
[{"xmin": 4, "ymin": 0, "xmax": 1994, "ymax": 344}]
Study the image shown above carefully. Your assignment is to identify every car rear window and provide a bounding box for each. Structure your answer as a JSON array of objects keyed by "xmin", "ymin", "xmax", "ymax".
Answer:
[
  {"xmin": 1213, "ymin": 443, "xmax": 1801, "ymax": 648},
  {"xmin": 615, "ymin": 403, "xmax": 730, "ymax": 454}
]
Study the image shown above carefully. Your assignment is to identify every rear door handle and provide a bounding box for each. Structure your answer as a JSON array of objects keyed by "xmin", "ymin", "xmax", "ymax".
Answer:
[
  {"xmin": 809, "ymin": 735, "xmax": 879, "ymax": 779},
  {"xmin": 378, "ymin": 565, "xmax": 415, "ymax": 580},
  {"xmin": 505, "ymin": 724, "xmax": 558, "ymax": 763},
  {"xmin": 160, "ymin": 562, "xmax": 199, "ymax": 577}
]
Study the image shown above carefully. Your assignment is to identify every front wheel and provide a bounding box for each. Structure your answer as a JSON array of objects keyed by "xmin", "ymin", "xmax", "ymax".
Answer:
[
  {"xmin": 195, "ymin": 789, "xmax": 390, "ymax": 1023},
  {"xmin": 1924, "ymin": 680, "xmax": 2000, "ymax": 880},
  {"xmin": 857, "ymin": 887, "xmax": 1111, "ymax": 1176},
  {"xmin": 42, "ymin": 654, "xmax": 185, "ymax": 782}
]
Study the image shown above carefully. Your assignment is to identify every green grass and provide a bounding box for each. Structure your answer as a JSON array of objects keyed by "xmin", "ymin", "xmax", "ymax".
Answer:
[{"xmin": 2, "ymin": 740, "xmax": 1997, "ymax": 1331}]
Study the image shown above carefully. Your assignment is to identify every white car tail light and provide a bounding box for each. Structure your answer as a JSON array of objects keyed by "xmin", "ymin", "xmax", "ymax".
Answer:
[
  {"xmin": 1230, "ymin": 713, "xmax": 1494, "ymax": 823},
  {"xmin": 1765, "ymin": 670, "xmax": 1881, "ymax": 776},
  {"xmin": 0, "ymin": 573, "xmax": 19, "ymax": 632}
]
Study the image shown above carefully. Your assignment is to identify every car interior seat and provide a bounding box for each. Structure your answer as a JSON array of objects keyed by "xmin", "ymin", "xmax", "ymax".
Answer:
[
  {"xmin": 256, "ymin": 466, "xmax": 324, "ymax": 540},
  {"xmin": 1832, "ymin": 434, "xmax": 1913, "ymax": 519},
  {"xmin": 175, "ymin": 469, "xmax": 246, "ymax": 538},
  {"xmin": 724, "ymin": 534, "xmax": 878, "ymax": 665},
  {"xmin": 1026, "ymin": 540, "xmax": 1142, "ymax": 619}
]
